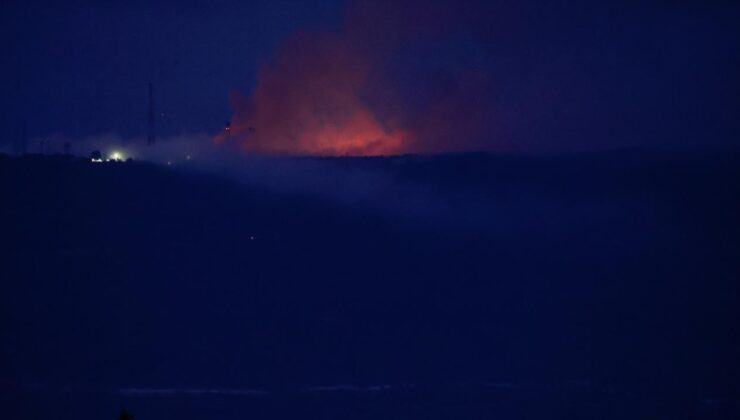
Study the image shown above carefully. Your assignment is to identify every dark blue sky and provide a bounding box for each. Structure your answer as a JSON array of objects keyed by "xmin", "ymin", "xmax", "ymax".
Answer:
[
  {"xmin": 2, "ymin": 0, "xmax": 739, "ymax": 152},
  {"xmin": 2, "ymin": 0, "xmax": 344, "ymax": 138}
]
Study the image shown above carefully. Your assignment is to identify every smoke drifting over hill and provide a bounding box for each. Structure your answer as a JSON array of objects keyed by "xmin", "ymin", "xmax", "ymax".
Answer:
[
  {"xmin": 217, "ymin": 33, "xmax": 409, "ymax": 155},
  {"xmin": 216, "ymin": 0, "xmax": 496, "ymax": 156}
]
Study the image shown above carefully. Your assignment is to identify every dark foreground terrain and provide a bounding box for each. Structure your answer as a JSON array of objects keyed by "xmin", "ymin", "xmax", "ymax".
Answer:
[{"xmin": 1, "ymin": 151, "xmax": 739, "ymax": 419}]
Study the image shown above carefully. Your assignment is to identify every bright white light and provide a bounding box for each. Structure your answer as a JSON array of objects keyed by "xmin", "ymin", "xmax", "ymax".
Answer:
[
  {"xmin": 109, "ymin": 151, "xmax": 124, "ymax": 161},
  {"xmin": 91, "ymin": 158, "xmax": 103, "ymax": 163}
]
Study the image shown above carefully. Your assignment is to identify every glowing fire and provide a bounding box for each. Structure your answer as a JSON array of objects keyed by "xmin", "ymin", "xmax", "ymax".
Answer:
[
  {"xmin": 214, "ymin": 33, "xmax": 409, "ymax": 156},
  {"xmin": 215, "ymin": 1, "xmax": 496, "ymax": 156},
  {"xmin": 220, "ymin": 107, "xmax": 407, "ymax": 156}
]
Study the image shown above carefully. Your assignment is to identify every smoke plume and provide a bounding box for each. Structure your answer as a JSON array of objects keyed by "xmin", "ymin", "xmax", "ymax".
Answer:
[{"xmin": 216, "ymin": 0, "xmax": 495, "ymax": 156}]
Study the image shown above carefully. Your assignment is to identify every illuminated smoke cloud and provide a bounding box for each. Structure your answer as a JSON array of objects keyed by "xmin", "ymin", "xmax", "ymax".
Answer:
[
  {"xmin": 216, "ymin": 32, "xmax": 409, "ymax": 156},
  {"xmin": 218, "ymin": 0, "xmax": 497, "ymax": 156}
]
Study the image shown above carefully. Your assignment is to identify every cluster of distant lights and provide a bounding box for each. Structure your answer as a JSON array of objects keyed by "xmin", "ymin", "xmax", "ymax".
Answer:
[
  {"xmin": 91, "ymin": 151, "xmax": 125, "ymax": 163},
  {"xmin": 91, "ymin": 151, "xmax": 193, "ymax": 165}
]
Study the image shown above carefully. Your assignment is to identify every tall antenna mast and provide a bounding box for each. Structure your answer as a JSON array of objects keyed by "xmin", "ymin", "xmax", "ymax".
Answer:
[{"xmin": 147, "ymin": 82, "xmax": 155, "ymax": 145}]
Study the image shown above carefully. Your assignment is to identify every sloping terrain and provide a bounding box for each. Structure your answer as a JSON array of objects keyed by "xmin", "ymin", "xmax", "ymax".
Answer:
[{"xmin": 1, "ymin": 151, "xmax": 739, "ymax": 419}]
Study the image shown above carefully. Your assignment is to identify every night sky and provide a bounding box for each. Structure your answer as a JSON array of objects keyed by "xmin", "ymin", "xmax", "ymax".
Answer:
[{"xmin": 2, "ymin": 0, "xmax": 739, "ymax": 154}]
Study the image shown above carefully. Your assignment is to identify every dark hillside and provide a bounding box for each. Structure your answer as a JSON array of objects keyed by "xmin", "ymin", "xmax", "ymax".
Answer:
[{"xmin": 1, "ymin": 152, "xmax": 739, "ymax": 419}]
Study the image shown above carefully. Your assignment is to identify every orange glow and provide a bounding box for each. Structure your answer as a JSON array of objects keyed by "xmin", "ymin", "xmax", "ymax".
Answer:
[
  {"xmin": 214, "ymin": 33, "xmax": 410, "ymax": 156},
  {"xmin": 215, "ymin": 2, "xmax": 497, "ymax": 156}
]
